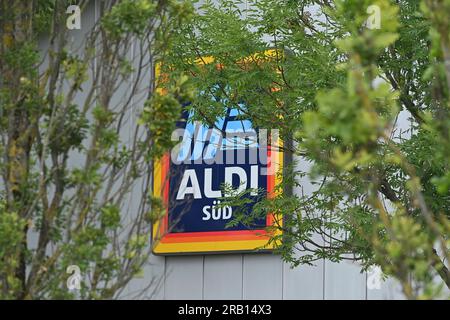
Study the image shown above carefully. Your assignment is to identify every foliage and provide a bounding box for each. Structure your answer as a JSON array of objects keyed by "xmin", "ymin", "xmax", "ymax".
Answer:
[
  {"xmin": 0, "ymin": 0, "xmax": 193, "ymax": 299},
  {"xmin": 165, "ymin": 0, "xmax": 450, "ymax": 299}
]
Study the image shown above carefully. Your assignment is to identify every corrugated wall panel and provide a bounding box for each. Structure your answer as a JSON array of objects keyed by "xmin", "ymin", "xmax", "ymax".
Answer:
[
  {"xmin": 324, "ymin": 261, "xmax": 367, "ymax": 300},
  {"xmin": 242, "ymin": 254, "xmax": 283, "ymax": 299},
  {"xmin": 282, "ymin": 259, "xmax": 324, "ymax": 300},
  {"xmin": 203, "ymin": 255, "xmax": 244, "ymax": 299},
  {"xmin": 367, "ymin": 278, "xmax": 405, "ymax": 300},
  {"xmin": 164, "ymin": 256, "xmax": 204, "ymax": 299}
]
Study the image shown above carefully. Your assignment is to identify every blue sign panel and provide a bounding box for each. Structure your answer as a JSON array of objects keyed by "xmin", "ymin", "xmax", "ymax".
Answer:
[
  {"xmin": 168, "ymin": 108, "xmax": 269, "ymax": 233},
  {"xmin": 152, "ymin": 52, "xmax": 283, "ymax": 254}
]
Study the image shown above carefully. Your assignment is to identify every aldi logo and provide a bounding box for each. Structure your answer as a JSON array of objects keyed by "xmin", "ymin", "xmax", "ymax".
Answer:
[{"xmin": 152, "ymin": 53, "xmax": 283, "ymax": 254}]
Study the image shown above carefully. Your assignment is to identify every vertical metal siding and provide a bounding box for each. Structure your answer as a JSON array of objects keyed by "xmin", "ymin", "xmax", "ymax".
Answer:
[{"xmin": 77, "ymin": 0, "xmax": 407, "ymax": 300}]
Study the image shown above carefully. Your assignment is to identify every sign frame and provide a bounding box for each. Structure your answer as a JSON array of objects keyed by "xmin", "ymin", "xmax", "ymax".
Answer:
[{"xmin": 152, "ymin": 51, "xmax": 285, "ymax": 255}]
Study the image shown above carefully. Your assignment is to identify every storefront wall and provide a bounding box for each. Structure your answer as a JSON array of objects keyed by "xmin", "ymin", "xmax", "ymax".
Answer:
[{"xmin": 45, "ymin": 0, "xmax": 408, "ymax": 300}]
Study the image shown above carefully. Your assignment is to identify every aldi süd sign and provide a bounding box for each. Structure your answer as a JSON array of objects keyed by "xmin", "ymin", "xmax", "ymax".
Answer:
[{"xmin": 152, "ymin": 55, "xmax": 283, "ymax": 255}]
